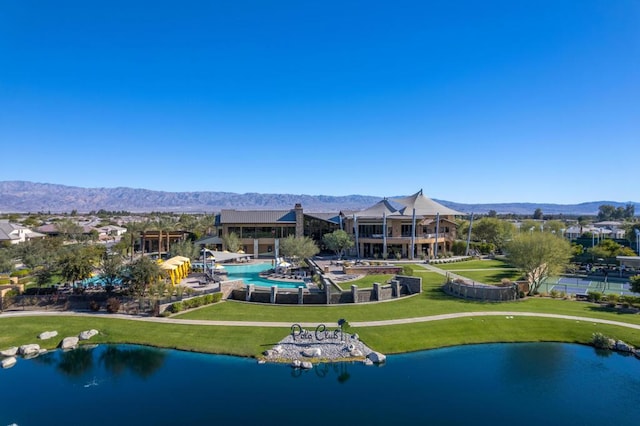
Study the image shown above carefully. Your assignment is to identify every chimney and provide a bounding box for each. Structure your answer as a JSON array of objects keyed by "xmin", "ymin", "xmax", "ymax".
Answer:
[{"xmin": 295, "ymin": 204, "xmax": 303, "ymax": 237}]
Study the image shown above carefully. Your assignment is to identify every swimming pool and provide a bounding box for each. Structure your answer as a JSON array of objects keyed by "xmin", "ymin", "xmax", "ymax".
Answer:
[
  {"xmin": 81, "ymin": 275, "xmax": 122, "ymax": 287},
  {"xmin": 224, "ymin": 263, "xmax": 306, "ymax": 289}
]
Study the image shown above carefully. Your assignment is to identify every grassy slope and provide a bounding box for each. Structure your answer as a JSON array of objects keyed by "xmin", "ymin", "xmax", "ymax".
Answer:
[{"xmin": 2, "ymin": 260, "xmax": 639, "ymax": 357}]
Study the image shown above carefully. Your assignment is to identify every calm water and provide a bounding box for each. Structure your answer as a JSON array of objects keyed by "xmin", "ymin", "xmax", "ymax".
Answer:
[
  {"xmin": 225, "ymin": 262, "xmax": 306, "ymax": 289},
  {"xmin": 1, "ymin": 343, "xmax": 639, "ymax": 425}
]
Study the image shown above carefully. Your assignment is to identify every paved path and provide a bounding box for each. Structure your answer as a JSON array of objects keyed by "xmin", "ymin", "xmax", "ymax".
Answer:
[{"xmin": 2, "ymin": 310, "xmax": 640, "ymax": 331}]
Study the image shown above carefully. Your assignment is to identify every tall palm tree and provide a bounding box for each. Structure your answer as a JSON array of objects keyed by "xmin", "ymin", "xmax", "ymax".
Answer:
[{"xmin": 155, "ymin": 216, "xmax": 177, "ymax": 258}]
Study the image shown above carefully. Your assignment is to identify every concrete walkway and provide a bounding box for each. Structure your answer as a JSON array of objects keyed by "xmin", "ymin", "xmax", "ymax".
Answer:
[{"xmin": 2, "ymin": 310, "xmax": 640, "ymax": 331}]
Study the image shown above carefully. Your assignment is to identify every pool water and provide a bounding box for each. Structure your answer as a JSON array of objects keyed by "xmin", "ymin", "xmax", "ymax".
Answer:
[
  {"xmin": 81, "ymin": 275, "xmax": 122, "ymax": 287},
  {"xmin": 224, "ymin": 263, "xmax": 306, "ymax": 289}
]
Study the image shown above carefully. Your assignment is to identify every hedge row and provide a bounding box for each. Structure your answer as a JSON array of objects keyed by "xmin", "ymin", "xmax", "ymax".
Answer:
[{"xmin": 168, "ymin": 293, "xmax": 222, "ymax": 313}]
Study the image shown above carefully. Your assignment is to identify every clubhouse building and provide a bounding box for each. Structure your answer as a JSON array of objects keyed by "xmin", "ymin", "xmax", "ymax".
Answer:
[{"xmin": 198, "ymin": 190, "xmax": 464, "ymax": 260}]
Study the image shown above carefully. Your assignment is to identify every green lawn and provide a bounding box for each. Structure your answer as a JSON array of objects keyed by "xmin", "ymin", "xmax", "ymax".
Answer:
[
  {"xmin": 0, "ymin": 316, "xmax": 287, "ymax": 358},
  {"xmin": 3, "ymin": 261, "xmax": 639, "ymax": 358},
  {"xmin": 448, "ymin": 269, "xmax": 524, "ymax": 284},
  {"xmin": 436, "ymin": 259, "xmax": 514, "ymax": 270}
]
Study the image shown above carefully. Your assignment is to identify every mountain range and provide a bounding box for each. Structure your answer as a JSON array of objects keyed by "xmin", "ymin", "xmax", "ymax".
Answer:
[{"xmin": 0, "ymin": 181, "xmax": 638, "ymax": 216}]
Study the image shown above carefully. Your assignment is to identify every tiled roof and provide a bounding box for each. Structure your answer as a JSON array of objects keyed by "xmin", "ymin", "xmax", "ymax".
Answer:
[
  {"xmin": 304, "ymin": 212, "xmax": 341, "ymax": 224},
  {"xmin": 219, "ymin": 209, "xmax": 297, "ymax": 224}
]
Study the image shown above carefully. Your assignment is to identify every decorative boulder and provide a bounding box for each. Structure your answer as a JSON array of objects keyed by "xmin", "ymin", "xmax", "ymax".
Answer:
[
  {"xmin": 60, "ymin": 336, "xmax": 79, "ymax": 350},
  {"xmin": 363, "ymin": 358, "xmax": 374, "ymax": 366},
  {"xmin": 302, "ymin": 348, "xmax": 322, "ymax": 358},
  {"xmin": 79, "ymin": 329, "xmax": 99, "ymax": 340},
  {"xmin": 367, "ymin": 351, "xmax": 387, "ymax": 364},
  {"xmin": 18, "ymin": 344, "xmax": 41, "ymax": 357},
  {"xmin": 301, "ymin": 361, "xmax": 313, "ymax": 369},
  {"xmin": 291, "ymin": 359, "xmax": 301, "ymax": 368},
  {"xmin": 350, "ymin": 349, "xmax": 363, "ymax": 357},
  {"xmin": 0, "ymin": 347, "xmax": 18, "ymax": 357},
  {"xmin": 615, "ymin": 340, "xmax": 634, "ymax": 353},
  {"xmin": 38, "ymin": 331, "xmax": 58, "ymax": 340},
  {"xmin": 1, "ymin": 357, "xmax": 17, "ymax": 369}
]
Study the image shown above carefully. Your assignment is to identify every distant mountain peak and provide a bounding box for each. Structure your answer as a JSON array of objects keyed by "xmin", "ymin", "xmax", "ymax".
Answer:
[{"xmin": 0, "ymin": 181, "xmax": 637, "ymax": 215}]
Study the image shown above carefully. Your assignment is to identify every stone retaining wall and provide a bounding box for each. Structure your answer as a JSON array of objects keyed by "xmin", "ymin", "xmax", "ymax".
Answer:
[
  {"xmin": 443, "ymin": 280, "xmax": 519, "ymax": 301},
  {"xmin": 343, "ymin": 265, "xmax": 403, "ymax": 275}
]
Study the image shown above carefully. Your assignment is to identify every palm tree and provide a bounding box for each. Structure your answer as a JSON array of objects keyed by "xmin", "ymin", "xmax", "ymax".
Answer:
[{"xmin": 155, "ymin": 217, "xmax": 177, "ymax": 258}]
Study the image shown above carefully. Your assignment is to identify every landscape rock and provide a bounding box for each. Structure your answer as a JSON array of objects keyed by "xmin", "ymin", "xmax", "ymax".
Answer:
[
  {"xmin": 302, "ymin": 348, "xmax": 322, "ymax": 358},
  {"xmin": 614, "ymin": 340, "xmax": 634, "ymax": 353},
  {"xmin": 79, "ymin": 329, "xmax": 99, "ymax": 340},
  {"xmin": 291, "ymin": 360, "xmax": 301, "ymax": 368},
  {"xmin": 301, "ymin": 361, "xmax": 313, "ymax": 369},
  {"xmin": 1, "ymin": 357, "xmax": 17, "ymax": 369},
  {"xmin": 38, "ymin": 331, "xmax": 58, "ymax": 340},
  {"xmin": 18, "ymin": 344, "xmax": 41, "ymax": 356},
  {"xmin": 367, "ymin": 351, "xmax": 387, "ymax": 364},
  {"xmin": 60, "ymin": 336, "xmax": 79, "ymax": 350},
  {"xmin": 0, "ymin": 347, "xmax": 18, "ymax": 357},
  {"xmin": 350, "ymin": 349, "xmax": 363, "ymax": 357}
]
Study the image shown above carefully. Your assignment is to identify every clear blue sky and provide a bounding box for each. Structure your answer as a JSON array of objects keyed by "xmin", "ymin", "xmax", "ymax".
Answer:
[{"xmin": 1, "ymin": 1, "xmax": 638, "ymax": 204}]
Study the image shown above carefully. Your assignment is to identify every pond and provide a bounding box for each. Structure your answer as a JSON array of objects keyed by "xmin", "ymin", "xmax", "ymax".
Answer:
[{"xmin": 1, "ymin": 343, "xmax": 639, "ymax": 425}]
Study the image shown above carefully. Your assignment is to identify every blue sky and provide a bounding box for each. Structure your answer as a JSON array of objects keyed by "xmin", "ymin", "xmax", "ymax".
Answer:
[{"xmin": 1, "ymin": 0, "xmax": 638, "ymax": 204}]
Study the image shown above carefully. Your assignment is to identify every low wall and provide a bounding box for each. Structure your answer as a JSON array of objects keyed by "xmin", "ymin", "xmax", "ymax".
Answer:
[
  {"xmin": 397, "ymin": 275, "xmax": 422, "ymax": 294},
  {"xmin": 443, "ymin": 280, "xmax": 519, "ymax": 301},
  {"xmin": 343, "ymin": 265, "xmax": 403, "ymax": 275},
  {"xmin": 226, "ymin": 273, "xmax": 422, "ymax": 305},
  {"xmin": 230, "ymin": 287, "xmax": 328, "ymax": 304}
]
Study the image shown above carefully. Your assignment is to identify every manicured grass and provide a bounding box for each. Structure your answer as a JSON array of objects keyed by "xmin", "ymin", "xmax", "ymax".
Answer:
[
  {"xmin": 355, "ymin": 316, "xmax": 640, "ymax": 354},
  {"xmin": 175, "ymin": 278, "xmax": 640, "ymax": 328},
  {"xmin": 336, "ymin": 274, "xmax": 394, "ymax": 290},
  {"xmin": 436, "ymin": 259, "xmax": 514, "ymax": 270},
  {"xmin": 3, "ymin": 261, "xmax": 639, "ymax": 358},
  {"xmin": 449, "ymin": 269, "xmax": 524, "ymax": 284},
  {"xmin": 0, "ymin": 316, "xmax": 287, "ymax": 358}
]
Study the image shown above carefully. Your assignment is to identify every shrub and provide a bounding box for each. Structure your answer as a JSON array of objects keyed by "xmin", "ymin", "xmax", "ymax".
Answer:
[
  {"xmin": 10, "ymin": 269, "xmax": 31, "ymax": 277},
  {"xmin": 587, "ymin": 291, "xmax": 602, "ymax": 302},
  {"xmin": 89, "ymin": 300, "xmax": 100, "ymax": 312},
  {"xmin": 630, "ymin": 275, "xmax": 640, "ymax": 293},
  {"xmin": 591, "ymin": 332, "xmax": 613, "ymax": 349},
  {"xmin": 402, "ymin": 265, "xmax": 414, "ymax": 276},
  {"xmin": 106, "ymin": 297, "xmax": 121, "ymax": 313},
  {"xmin": 606, "ymin": 293, "xmax": 619, "ymax": 304},
  {"xmin": 549, "ymin": 289, "xmax": 560, "ymax": 299},
  {"xmin": 170, "ymin": 301, "xmax": 183, "ymax": 313},
  {"xmin": 0, "ymin": 278, "xmax": 10, "ymax": 285}
]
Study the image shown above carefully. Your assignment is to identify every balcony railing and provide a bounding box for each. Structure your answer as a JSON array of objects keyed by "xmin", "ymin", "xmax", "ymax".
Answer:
[{"xmin": 361, "ymin": 233, "xmax": 451, "ymax": 239}]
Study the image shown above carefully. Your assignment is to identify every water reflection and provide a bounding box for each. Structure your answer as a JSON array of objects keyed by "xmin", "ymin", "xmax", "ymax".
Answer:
[
  {"xmin": 290, "ymin": 361, "xmax": 353, "ymax": 384},
  {"xmin": 100, "ymin": 346, "xmax": 166, "ymax": 379},
  {"xmin": 500, "ymin": 342, "xmax": 566, "ymax": 382},
  {"xmin": 58, "ymin": 346, "xmax": 96, "ymax": 377},
  {"xmin": 26, "ymin": 345, "xmax": 167, "ymax": 379}
]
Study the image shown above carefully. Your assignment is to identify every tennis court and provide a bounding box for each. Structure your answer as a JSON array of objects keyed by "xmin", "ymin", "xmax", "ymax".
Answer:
[{"xmin": 539, "ymin": 276, "xmax": 637, "ymax": 296}]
